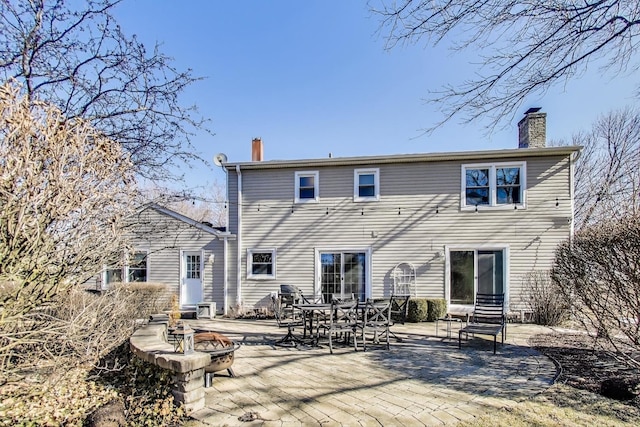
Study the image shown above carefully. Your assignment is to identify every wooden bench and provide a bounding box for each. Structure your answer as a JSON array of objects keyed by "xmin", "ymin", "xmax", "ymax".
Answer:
[{"xmin": 458, "ymin": 293, "xmax": 506, "ymax": 354}]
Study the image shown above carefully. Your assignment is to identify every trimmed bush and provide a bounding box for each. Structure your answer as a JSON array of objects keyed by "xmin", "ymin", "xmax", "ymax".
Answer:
[
  {"xmin": 407, "ymin": 298, "xmax": 428, "ymax": 322},
  {"xmin": 427, "ymin": 299, "xmax": 447, "ymax": 321},
  {"xmin": 405, "ymin": 298, "xmax": 448, "ymax": 322}
]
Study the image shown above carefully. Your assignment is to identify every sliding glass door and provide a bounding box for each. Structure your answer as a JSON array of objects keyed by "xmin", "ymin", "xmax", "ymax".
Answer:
[
  {"xmin": 449, "ymin": 249, "xmax": 505, "ymax": 306},
  {"xmin": 319, "ymin": 251, "xmax": 366, "ymax": 303}
]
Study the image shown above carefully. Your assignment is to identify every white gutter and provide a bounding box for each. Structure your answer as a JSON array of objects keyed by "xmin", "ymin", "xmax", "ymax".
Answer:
[{"xmin": 235, "ymin": 165, "xmax": 242, "ymax": 307}]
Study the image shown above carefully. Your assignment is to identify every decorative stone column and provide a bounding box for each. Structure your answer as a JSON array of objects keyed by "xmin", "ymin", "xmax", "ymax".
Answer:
[{"xmin": 171, "ymin": 368, "xmax": 206, "ymax": 413}]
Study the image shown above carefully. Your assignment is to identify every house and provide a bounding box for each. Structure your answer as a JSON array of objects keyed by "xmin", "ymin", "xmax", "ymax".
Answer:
[
  {"xmin": 96, "ymin": 203, "xmax": 234, "ymax": 314},
  {"xmin": 221, "ymin": 109, "xmax": 581, "ymax": 316}
]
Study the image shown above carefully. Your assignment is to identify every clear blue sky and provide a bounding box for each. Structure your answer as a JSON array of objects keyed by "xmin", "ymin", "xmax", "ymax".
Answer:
[{"xmin": 114, "ymin": 1, "xmax": 638, "ymax": 190}]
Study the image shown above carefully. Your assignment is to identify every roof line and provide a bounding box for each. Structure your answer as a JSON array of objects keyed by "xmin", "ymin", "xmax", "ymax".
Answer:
[
  {"xmin": 223, "ymin": 146, "xmax": 582, "ymax": 170},
  {"xmin": 140, "ymin": 203, "xmax": 233, "ymax": 237}
]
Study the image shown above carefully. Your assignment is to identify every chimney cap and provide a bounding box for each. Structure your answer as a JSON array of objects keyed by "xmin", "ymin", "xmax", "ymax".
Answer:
[{"xmin": 524, "ymin": 107, "xmax": 542, "ymax": 114}]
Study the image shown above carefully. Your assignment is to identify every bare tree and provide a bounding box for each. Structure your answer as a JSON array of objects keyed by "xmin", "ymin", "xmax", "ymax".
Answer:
[
  {"xmin": 0, "ymin": 79, "xmax": 137, "ymax": 367},
  {"xmin": 138, "ymin": 183, "xmax": 228, "ymax": 226},
  {"xmin": 520, "ymin": 270, "xmax": 569, "ymax": 326},
  {"xmin": 0, "ymin": 0, "xmax": 209, "ymax": 181},
  {"xmin": 371, "ymin": 1, "xmax": 640, "ymax": 131},
  {"xmin": 554, "ymin": 107, "xmax": 640, "ymax": 228},
  {"xmin": 552, "ymin": 213, "xmax": 640, "ymax": 368}
]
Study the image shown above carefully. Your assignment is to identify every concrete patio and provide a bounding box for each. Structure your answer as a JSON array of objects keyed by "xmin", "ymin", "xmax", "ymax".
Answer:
[{"xmin": 187, "ymin": 318, "xmax": 557, "ymax": 426}]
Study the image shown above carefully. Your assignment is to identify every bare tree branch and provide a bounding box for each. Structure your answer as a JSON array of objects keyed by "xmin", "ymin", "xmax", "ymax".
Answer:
[
  {"xmin": 553, "ymin": 107, "xmax": 640, "ymax": 228},
  {"xmin": 138, "ymin": 183, "xmax": 228, "ymax": 227},
  {"xmin": 552, "ymin": 213, "xmax": 640, "ymax": 368},
  {"xmin": 371, "ymin": 0, "xmax": 640, "ymax": 131},
  {"xmin": 0, "ymin": 0, "xmax": 211, "ymax": 181},
  {"xmin": 0, "ymin": 79, "xmax": 137, "ymax": 320}
]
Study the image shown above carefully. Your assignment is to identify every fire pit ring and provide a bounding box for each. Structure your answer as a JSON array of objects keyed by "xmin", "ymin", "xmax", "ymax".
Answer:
[{"xmin": 194, "ymin": 331, "xmax": 240, "ymax": 378}]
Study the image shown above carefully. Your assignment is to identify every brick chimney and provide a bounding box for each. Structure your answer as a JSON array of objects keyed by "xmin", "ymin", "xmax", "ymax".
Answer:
[
  {"xmin": 251, "ymin": 137, "xmax": 263, "ymax": 161},
  {"xmin": 518, "ymin": 108, "xmax": 546, "ymax": 148}
]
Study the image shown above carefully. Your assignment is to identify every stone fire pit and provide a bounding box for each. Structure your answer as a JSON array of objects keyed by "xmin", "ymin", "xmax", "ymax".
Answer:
[{"xmin": 194, "ymin": 331, "xmax": 240, "ymax": 378}]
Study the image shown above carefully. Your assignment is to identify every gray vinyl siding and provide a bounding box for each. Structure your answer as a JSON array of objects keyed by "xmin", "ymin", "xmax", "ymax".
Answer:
[
  {"xmin": 227, "ymin": 170, "xmax": 239, "ymax": 234},
  {"xmin": 126, "ymin": 208, "xmax": 225, "ymax": 312},
  {"xmin": 232, "ymin": 153, "xmax": 573, "ymax": 314}
]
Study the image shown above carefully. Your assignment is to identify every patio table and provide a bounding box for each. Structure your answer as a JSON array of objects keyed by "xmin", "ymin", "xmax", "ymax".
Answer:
[
  {"xmin": 436, "ymin": 316, "xmax": 462, "ymax": 339},
  {"xmin": 293, "ymin": 303, "xmax": 333, "ymax": 344}
]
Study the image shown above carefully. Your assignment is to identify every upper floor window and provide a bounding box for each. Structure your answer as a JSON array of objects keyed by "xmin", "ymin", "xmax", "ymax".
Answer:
[
  {"xmin": 248, "ymin": 248, "xmax": 276, "ymax": 279},
  {"xmin": 461, "ymin": 162, "xmax": 526, "ymax": 209},
  {"xmin": 354, "ymin": 168, "xmax": 380, "ymax": 202},
  {"xmin": 294, "ymin": 171, "xmax": 319, "ymax": 203}
]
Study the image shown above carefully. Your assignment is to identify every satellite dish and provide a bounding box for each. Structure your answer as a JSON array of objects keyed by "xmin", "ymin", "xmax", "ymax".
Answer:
[{"xmin": 213, "ymin": 152, "xmax": 228, "ymax": 166}]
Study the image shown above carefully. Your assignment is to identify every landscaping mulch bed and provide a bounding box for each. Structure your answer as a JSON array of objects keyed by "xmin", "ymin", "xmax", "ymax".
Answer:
[{"xmin": 530, "ymin": 331, "xmax": 640, "ymax": 408}]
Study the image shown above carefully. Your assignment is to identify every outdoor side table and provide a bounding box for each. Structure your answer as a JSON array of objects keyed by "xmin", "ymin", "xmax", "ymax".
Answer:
[{"xmin": 436, "ymin": 317, "xmax": 462, "ymax": 339}]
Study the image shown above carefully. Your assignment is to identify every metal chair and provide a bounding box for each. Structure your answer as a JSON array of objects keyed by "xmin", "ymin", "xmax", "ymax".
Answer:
[
  {"xmin": 331, "ymin": 293, "xmax": 356, "ymax": 303},
  {"xmin": 272, "ymin": 294, "xmax": 306, "ymax": 347},
  {"xmin": 389, "ymin": 294, "xmax": 410, "ymax": 342},
  {"xmin": 317, "ymin": 299, "xmax": 359, "ymax": 353},
  {"xmin": 458, "ymin": 293, "xmax": 506, "ymax": 354},
  {"xmin": 358, "ymin": 299, "xmax": 392, "ymax": 351}
]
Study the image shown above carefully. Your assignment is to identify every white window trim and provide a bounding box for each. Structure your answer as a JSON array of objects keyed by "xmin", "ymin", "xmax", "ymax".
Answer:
[
  {"xmin": 101, "ymin": 249, "xmax": 149, "ymax": 288},
  {"xmin": 294, "ymin": 170, "xmax": 319, "ymax": 204},
  {"xmin": 313, "ymin": 246, "xmax": 373, "ymax": 301},
  {"xmin": 247, "ymin": 248, "xmax": 277, "ymax": 280},
  {"xmin": 180, "ymin": 249, "xmax": 205, "ymax": 308},
  {"xmin": 126, "ymin": 250, "xmax": 149, "ymax": 282},
  {"xmin": 101, "ymin": 263, "xmax": 122, "ymax": 289},
  {"xmin": 444, "ymin": 244, "xmax": 510, "ymax": 313},
  {"xmin": 353, "ymin": 168, "xmax": 380, "ymax": 202},
  {"xmin": 460, "ymin": 161, "xmax": 526, "ymax": 210}
]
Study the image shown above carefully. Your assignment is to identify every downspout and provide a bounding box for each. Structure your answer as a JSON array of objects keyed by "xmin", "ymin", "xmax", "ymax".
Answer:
[
  {"xmin": 569, "ymin": 150, "xmax": 581, "ymax": 240},
  {"xmin": 223, "ymin": 236, "xmax": 228, "ymax": 316},
  {"xmin": 223, "ymin": 165, "xmax": 230, "ymax": 316},
  {"xmin": 235, "ymin": 165, "xmax": 242, "ymax": 309}
]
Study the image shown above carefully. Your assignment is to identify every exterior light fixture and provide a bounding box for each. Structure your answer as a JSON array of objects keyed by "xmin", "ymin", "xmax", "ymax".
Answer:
[{"xmin": 170, "ymin": 322, "xmax": 195, "ymax": 355}]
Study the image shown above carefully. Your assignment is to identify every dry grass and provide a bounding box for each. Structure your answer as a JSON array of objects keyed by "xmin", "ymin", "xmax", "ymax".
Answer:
[
  {"xmin": 462, "ymin": 328, "xmax": 640, "ymax": 426},
  {"xmin": 460, "ymin": 383, "xmax": 640, "ymax": 426}
]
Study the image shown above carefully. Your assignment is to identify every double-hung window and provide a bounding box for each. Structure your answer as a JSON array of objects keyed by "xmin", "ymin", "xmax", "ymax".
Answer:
[
  {"xmin": 127, "ymin": 251, "xmax": 148, "ymax": 282},
  {"xmin": 247, "ymin": 248, "xmax": 276, "ymax": 279},
  {"xmin": 294, "ymin": 171, "xmax": 319, "ymax": 203},
  {"xmin": 461, "ymin": 162, "xmax": 526, "ymax": 209},
  {"xmin": 104, "ymin": 266, "xmax": 123, "ymax": 286},
  {"xmin": 354, "ymin": 168, "xmax": 380, "ymax": 202},
  {"xmin": 102, "ymin": 250, "xmax": 147, "ymax": 287}
]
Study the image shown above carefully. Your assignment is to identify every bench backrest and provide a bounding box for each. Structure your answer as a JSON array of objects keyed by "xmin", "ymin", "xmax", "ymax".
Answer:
[{"xmin": 472, "ymin": 293, "xmax": 505, "ymax": 325}]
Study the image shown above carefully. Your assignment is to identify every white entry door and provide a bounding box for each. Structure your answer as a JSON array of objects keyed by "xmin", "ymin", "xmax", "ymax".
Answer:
[{"xmin": 181, "ymin": 251, "xmax": 203, "ymax": 307}]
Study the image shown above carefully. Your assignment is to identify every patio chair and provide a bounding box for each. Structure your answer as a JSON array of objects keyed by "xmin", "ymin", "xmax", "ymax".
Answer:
[
  {"xmin": 458, "ymin": 293, "xmax": 506, "ymax": 354},
  {"xmin": 389, "ymin": 294, "xmax": 410, "ymax": 342},
  {"xmin": 330, "ymin": 293, "xmax": 356, "ymax": 303},
  {"xmin": 358, "ymin": 299, "xmax": 392, "ymax": 351},
  {"xmin": 317, "ymin": 299, "xmax": 359, "ymax": 354},
  {"xmin": 272, "ymin": 294, "xmax": 306, "ymax": 347}
]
